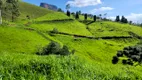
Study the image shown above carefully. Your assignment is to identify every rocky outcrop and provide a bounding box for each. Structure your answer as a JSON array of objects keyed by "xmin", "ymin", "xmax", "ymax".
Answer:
[{"xmin": 40, "ymin": 3, "xmax": 58, "ymax": 11}]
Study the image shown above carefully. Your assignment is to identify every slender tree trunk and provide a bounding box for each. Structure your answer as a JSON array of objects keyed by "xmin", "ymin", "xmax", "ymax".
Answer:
[{"xmin": 0, "ymin": 10, "xmax": 2, "ymax": 24}]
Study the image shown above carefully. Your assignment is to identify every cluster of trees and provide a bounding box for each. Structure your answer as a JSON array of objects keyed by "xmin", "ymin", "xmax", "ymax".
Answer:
[
  {"xmin": 115, "ymin": 15, "xmax": 128, "ymax": 23},
  {"xmin": 112, "ymin": 45, "xmax": 142, "ymax": 66},
  {"xmin": 0, "ymin": 0, "xmax": 20, "ymax": 23},
  {"xmin": 65, "ymin": 4, "xmax": 97, "ymax": 22},
  {"xmin": 115, "ymin": 15, "xmax": 142, "ymax": 27}
]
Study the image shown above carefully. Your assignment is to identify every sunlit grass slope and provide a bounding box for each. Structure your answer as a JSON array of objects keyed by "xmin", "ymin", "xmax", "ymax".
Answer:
[
  {"xmin": 0, "ymin": 27, "xmax": 50, "ymax": 54},
  {"xmin": 0, "ymin": 1, "xmax": 142, "ymax": 79},
  {"xmin": 36, "ymin": 12, "xmax": 71, "ymax": 21},
  {"xmin": 52, "ymin": 35, "xmax": 139, "ymax": 63},
  {"xmin": 29, "ymin": 20, "xmax": 92, "ymax": 36},
  {"xmin": 89, "ymin": 21, "xmax": 142, "ymax": 37},
  {"xmin": 19, "ymin": 2, "xmax": 52, "ymax": 19}
]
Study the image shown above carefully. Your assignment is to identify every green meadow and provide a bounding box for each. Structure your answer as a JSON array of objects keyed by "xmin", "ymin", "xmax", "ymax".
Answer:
[{"xmin": 0, "ymin": 1, "xmax": 142, "ymax": 80}]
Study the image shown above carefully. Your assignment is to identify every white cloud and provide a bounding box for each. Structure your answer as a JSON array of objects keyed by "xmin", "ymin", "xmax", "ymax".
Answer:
[
  {"xmin": 108, "ymin": 13, "xmax": 142, "ymax": 23},
  {"xmin": 107, "ymin": 16, "xmax": 115, "ymax": 21},
  {"xmin": 67, "ymin": 0, "xmax": 102, "ymax": 7},
  {"xmin": 90, "ymin": 7, "xmax": 114, "ymax": 14},
  {"xmin": 126, "ymin": 13, "xmax": 142, "ymax": 23}
]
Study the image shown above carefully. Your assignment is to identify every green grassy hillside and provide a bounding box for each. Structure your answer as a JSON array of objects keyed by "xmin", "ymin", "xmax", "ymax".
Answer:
[
  {"xmin": 18, "ymin": 2, "xmax": 52, "ymax": 19},
  {"xmin": 0, "ymin": 1, "xmax": 142, "ymax": 79},
  {"xmin": 88, "ymin": 21, "xmax": 142, "ymax": 37},
  {"xmin": 0, "ymin": 27, "xmax": 50, "ymax": 54}
]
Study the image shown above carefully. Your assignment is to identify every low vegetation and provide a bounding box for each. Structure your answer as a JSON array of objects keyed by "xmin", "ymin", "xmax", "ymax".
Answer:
[{"xmin": 112, "ymin": 43, "xmax": 142, "ymax": 66}]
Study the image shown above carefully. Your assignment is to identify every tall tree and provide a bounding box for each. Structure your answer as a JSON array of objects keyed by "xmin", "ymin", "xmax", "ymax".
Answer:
[
  {"xmin": 75, "ymin": 11, "xmax": 79, "ymax": 19},
  {"xmin": 93, "ymin": 15, "xmax": 97, "ymax": 22},
  {"xmin": 115, "ymin": 15, "xmax": 120, "ymax": 22},
  {"xmin": 66, "ymin": 4, "xmax": 71, "ymax": 17},
  {"xmin": 84, "ymin": 13, "xmax": 87, "ymax": 20},
  {"xmin": 66, "ymin": 10, "xmax": 70, "ymax": 17},
  {"xmin": 121, "ymin": 16, "xmax": 128, "ymax": 23},
  {"xmin": 121, "ymin": 16, "xmax": 125, "ymax": 23},
  {"xmin": 6, "ymin": 0, "xmax": 20, "ymax": 22}
]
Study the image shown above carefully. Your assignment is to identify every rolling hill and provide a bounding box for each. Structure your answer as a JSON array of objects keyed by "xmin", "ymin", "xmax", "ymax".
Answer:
[{"xmin": 0, "ymin": 1, "xmax": 142, "ymax": 80}]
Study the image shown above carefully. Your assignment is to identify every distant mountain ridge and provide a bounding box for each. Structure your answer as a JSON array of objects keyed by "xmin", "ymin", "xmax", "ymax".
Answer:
[{"xmin": 40, "ymin": 3, "xmax": 58, "ymax": 11}]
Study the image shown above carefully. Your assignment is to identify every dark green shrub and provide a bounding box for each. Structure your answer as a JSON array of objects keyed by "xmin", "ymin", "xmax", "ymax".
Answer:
[
  {"xmin": 57, "ymin": 45, "xmax": 70, "ymax": 55},
  {"xmin": 123, "ymin": 50, "xmax": 129, "ymax": 57},
  {"xmin": 117, "ymin": 51, "xmax": 123, "ymax": 57},
  {"xmin": 131, "ymin": 55, "xmax": 140, "ymax": 62},
  {"xmin": 122, "ymin": 59, "xmax": 127, "ymax": 64},
  {"xmin": 127, "ymin": 59, "xmax": 133, "ymax": 65},
  {"xmin": 114, "ymin": 45, "xmax": 142, "ymax": 65},
  {"xmin": 42, "ymin": 41, "xmax": 61, "ymax": 55},
  {"xmin": 51, "ymin": 28, "xmax": 58, "ymax": 33},
  {"xmin": 112, "ymin": 56, "xmax": 119, "ymax": 64},
  {"xmin": 37, "ymin": 42, "xmax": 71, "ymax": 56},
  {"xmin": 140, "ymin": 54, "xmax": 142, "ymax": 59}
]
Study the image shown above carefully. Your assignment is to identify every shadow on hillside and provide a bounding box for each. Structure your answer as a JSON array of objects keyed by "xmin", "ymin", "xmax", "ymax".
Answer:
[{"xmin": 35, "ymin": 19, "xmax": 74, "ymax": 24}]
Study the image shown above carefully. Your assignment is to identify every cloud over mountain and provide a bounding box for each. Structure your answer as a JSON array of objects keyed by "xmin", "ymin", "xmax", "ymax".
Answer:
[{"xmin": 67, "ymin": 0, "xmax": 102, "ymax": 7}]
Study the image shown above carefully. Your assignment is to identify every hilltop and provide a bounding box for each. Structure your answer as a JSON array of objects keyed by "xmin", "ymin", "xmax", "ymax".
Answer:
[{"xmin": 0, "ymin": 1, "xmax": 142, "ymax": 79}]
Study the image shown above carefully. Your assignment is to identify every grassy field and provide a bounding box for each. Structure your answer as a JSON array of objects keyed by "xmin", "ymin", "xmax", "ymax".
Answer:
[
  {"xmin": 0, "ymin": 26, "xmax": 50, "ymax": 54},
  {"xmin": 18, "ymin": 2, "xmax": 52, "ymax": 20},
  {"xmin": 88, "ymin": 21, "xmax": 142, "ymax": 37},
  {"xmin": 0, "ymin": 1, "xmax": 142, "ymax": 79}
]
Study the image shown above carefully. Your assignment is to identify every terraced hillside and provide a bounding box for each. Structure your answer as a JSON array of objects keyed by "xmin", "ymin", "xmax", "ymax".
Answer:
[
  {"xmin": 0, "ymin": 1, "xmax": 142, "ymax": 79},
  {"xmin": 88, "ymin": 21, "xmax": 142, "ymax": 37}
]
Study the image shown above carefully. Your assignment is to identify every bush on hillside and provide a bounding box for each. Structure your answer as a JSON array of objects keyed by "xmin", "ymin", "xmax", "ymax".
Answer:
[
  {"xmin": 122, "ymin": 59, "xmax": 127, "ymax": 64},
  {"xmin": 51, "ymin": 28, "xmax": 58, "ymax": 33},
  {"xmin": 112, "ymin": 44, "xmax": 142, "ymax": 66},
  {"xmin": 112, "ymin": 56, "xmax": 119, "ymax": 64},
  {"xmin": 57, "ymin": 45, "xmax": 70, "ymax": 55},
  {"xmin": 36, "ymin": 41, "xmax": 72, "ymax": 56}
]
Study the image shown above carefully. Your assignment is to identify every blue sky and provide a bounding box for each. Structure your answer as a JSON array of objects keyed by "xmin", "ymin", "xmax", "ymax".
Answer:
[{"xmin": 23, "ymin": 0, "xmax": 142, "ymax": 23}]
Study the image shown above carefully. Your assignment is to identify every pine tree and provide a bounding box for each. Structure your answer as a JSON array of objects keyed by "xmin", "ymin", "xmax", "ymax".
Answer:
[
  {"xmin": 75, "ymin": 11, "xmax": 79, "ymax": 19},
  {"xmin": 121, "ymin": 16, "xmax": 125, "ymax": 23},
  {"xmin": 66, "ymin": 4, "xmax": 71, "ymax": 17},
  {"xmin": 84, "ymin": 13, "xmax": 87, "ymax": 20},
  {"xmin": 66, "ymin": 10, "xmax": 70, "ymax": 17},
  {"xmin": 115, "ymin": 15, "xmax": 120, "ymax": 22},
  {"xmin": 93, "ymin": 15, "xmax": 97, "ymax": 22},
  {"xmin": 121, "ymin": 16, "xmax": 128, "ymax": 23}
]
